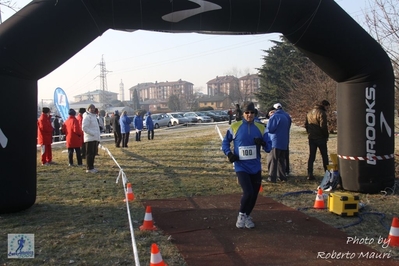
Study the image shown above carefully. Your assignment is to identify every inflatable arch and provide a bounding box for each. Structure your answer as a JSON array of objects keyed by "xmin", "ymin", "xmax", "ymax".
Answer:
[{"xmin": 0, "ymin": 0, "xmax": 394, "ymax": 213}]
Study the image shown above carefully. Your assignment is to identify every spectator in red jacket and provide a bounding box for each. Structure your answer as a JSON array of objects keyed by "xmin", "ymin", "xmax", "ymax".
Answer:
[
  {"xmin": 37, "ymin": 107, "xmax": 54, "ymax": 165},
  {"xmin": 62, "ymin": 109, "xmax": 83, "ymax": 166}
]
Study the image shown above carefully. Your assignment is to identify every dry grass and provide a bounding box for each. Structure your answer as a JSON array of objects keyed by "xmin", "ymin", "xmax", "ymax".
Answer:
[{"xmin": 1, "ymin": 122, "xmax": 398, "ymax": 265}]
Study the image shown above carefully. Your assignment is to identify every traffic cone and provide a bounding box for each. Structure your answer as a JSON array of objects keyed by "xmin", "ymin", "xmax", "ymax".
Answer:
[
  {"xmin": 140, "ymin": 206, "xmax": 157, "ymax": 231},
  {"xmin": 124, "ymin": 183, "xmax": 135, "ymax": 202},
  {"xmin": 313, "ymin": 188, "xmax": 325, "ymax": 209},
  {"xmin": 150, "ymin": 243, "xmax": 167, "ymax": 266},
  {"xmin": 387, "ymin": 217, "xmax": 399, "ymax": 247},
  {"xmin": 259, "ymin": 185, "xmax": 263, "ymax": 192}
]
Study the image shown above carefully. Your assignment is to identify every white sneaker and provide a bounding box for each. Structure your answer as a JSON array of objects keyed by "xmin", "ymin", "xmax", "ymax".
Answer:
[
  {"xmin": 236, "ymin": 213, "xmax": 246, "ymax": 229},
  {"xmin": 245, "ymin": 216, "xmax": 255, "ymax": 229}
]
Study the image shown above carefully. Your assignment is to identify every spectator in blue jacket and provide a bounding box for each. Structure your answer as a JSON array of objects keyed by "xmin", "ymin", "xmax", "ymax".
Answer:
[
  {"xmin": 273, "ymin": 103, "xmax": 292, "ymax": 176},
  {"xmin": 222, "ymin": 102, "xmax": 271, "ymax": 229},
  {"xmin": 266, "ymin": 104, "xmax": 292, "ymax": 182},
  {"xmin": 133, "ymin": 112, "xmax": 143, "ymax": 141},
  {"xmin": 145, "ymin": 112, "xmax": 154, "ymax": 140},
  {"xmin": 120, "ymin": 111, "xmax": 132, "ymax": 148}
]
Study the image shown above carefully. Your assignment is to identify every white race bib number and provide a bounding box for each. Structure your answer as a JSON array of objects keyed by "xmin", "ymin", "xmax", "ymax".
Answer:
[{"xmin": 238, "ymin": 145, "xmax": 256, "ymax": 160}]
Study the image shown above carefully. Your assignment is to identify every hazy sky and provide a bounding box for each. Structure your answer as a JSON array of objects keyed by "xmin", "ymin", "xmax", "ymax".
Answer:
[{"xmin": 1, "ymin": 0, "xmax": 369, "ymax": 102}]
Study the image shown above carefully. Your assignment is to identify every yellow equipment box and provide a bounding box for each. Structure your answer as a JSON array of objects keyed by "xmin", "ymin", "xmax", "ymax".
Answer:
[{"xmin": 327, "ymin": 192, "xmax": 359, "ymax": 217}]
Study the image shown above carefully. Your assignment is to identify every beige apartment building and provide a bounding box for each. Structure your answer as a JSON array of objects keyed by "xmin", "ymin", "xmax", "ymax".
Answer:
[
  {"xmin": 206, "ymin": 74, "xmax": 260, "ymax": 108},
  {"xmin": 129, "ymin": 79, "xmax": 194, "ymax": 109},
  {"xmin": 125, "ymin": 74, "xmax": 260, "ymax": 111},
  {"xmin": 72, "ymin": 90, "xmax": 118, "ymax": 106}
]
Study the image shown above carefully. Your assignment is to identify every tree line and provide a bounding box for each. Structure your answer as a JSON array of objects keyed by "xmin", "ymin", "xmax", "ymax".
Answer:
[{"xmin": 256, "ymin": 0, "xmax": 398, "ymax": 132}]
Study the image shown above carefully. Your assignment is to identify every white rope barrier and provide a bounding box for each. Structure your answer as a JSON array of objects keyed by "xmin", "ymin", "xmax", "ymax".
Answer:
[
  {"xmin": 98, "ymin": 143, "xmax": 141, "ymax": 266},
  {"xmin": 215, "ymin": 125, "xmax": 224, "ymax": 141}
]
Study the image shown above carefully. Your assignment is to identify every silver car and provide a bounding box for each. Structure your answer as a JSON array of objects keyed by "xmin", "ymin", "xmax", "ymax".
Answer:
[
  {"xmin": 184, "ymin": 112, "xmax": 212, "ymax": 123},
  {"xmin": 168, "ymin": 113, "xmax": 190, "ymax": 126},
  {"xmin": 149, "ymin": 113, "xmax": 172, "ymax": 128}
]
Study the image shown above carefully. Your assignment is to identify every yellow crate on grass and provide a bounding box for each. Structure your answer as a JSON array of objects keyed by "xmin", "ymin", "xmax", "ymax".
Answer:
[
  {"xmin": 330, "ymin": 153, "xmax": 338, "ymax": 165},
  {"xmin": 327, "ymin": 192, "xmax": 359, "ymax": 217},
  {"xmin": 327, "ymin": 154, "xmax": 338, "ymax": 171},
  {"xmin": 327, "ymin": 164, "xmax": 338, "ymax": 171}
]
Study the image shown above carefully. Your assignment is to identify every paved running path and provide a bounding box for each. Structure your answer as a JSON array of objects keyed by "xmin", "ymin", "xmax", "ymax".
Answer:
[{"xmin": 144, "ymin": 194, "xmax": 398, "ymax": 266}]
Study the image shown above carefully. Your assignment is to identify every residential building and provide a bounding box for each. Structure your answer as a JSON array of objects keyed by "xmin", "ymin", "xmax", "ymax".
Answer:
[
  {"xmin": 206, "ymin": 75, "xmax": 239, "ymax": 97},
  {"xmin": 206, "ymin": 74, "xmax": 260, "ymax": 109},
  {"xmin": 73, "ymin": 90, "xmax": 118, "ymax": 104},
  {"xmin": 198, "ymin": 95, "xmax": 230, "ymax": 110},
  {"xmin": 129, "ymin": 79, "xmax": 194, "ymax": 110},
  {"xmin": 239, "ymin": 74, "xmax": 260, "ymax": 103}
]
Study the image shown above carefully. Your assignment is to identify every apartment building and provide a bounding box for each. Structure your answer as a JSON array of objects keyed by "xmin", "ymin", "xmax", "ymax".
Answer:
[
  {"xmin": 206, "ymin": 74, "xmax": 260, "ymax": 108},
  {"xmin": 72, "ymin": 90, "xmax": 118, "ymax": 105},
  {"xmin": 129, "ymin": 79, "xmax": 194, "ymax": 110},
  {"xmin": 130, "ymin": 80, "xmax": 193, "ymax": 101}
]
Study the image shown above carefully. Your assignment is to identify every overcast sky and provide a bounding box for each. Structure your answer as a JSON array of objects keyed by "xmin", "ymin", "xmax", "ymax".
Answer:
[{"xmin": 1, "ymin": 0, "xmax": 369, "ymax": 103}]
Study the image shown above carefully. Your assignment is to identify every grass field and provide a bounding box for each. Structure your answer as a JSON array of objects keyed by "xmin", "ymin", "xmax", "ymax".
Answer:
[{"xmin": 1, "ymin": 122, "xmax": 398, "ymax": 265}]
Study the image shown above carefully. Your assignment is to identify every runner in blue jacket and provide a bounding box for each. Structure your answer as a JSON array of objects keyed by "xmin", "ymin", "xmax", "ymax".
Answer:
[{"xmin": 222, "ymin": 102, "xmax": 271, "ymax": 229}]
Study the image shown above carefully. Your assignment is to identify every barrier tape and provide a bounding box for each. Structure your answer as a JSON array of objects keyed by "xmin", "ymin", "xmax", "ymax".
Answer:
[{"xmin": 338, "ymin": 154, "xmax": 394, "ymax": 161}]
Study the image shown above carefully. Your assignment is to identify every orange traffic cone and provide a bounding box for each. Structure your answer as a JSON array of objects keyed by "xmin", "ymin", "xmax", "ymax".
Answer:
[
  {"xmin": 313, "ymin": 188, "xmax": 325, "ymax": 209},
  {"xmin": 259, "ymin": 185, "xmax": 263, "ymax": 192},
  {"xmin": 150, "ymin": 243, "xmax": 167, "ymax": 266},
  {"xmin": 140, "ymin": 206, "xmax": 157, "ymax": 231},
  {"xmin": 387, "ymin": 217, "xmax": 399, "ymax": 247},
  {"xmin": 124, "ymin": 183, "xmax": 135, "ymax": 202}
]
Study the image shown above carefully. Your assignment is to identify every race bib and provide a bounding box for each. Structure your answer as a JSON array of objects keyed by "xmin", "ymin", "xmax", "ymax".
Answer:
[{"xmin": 238, "ymin": 145, "xmax": 256, "ymax": 160}]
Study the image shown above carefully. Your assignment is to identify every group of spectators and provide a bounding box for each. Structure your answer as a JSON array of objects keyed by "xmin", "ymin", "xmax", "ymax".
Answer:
[
  {"xmin": 110, "ymin": 110, "xmax": 155, "ymax": 148},
  {"xmin": 222, "ymin": 99, "xmax": 330, "ymax": 229},
  {"xmin": 37, "ymin": 105, "xmax": 158, "ymax": 173}
]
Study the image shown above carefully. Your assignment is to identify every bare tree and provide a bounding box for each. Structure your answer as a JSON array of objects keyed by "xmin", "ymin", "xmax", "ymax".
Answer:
[
  {"xmin": 0, "ymin": 1, "xmax": 18, "ymax": 15},
  {"xmin": 364, "ymin": 0, "xmax": 399, "ymax": 106},
  {"xmin": 286, "ymin": 60, "xmax": 337, "ymax": 132}
]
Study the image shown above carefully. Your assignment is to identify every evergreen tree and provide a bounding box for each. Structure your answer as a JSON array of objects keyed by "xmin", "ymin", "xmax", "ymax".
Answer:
[
  {"xmin": 256, "ymin": 36, "xmax": 308, "ymax": 110},
  {"xmin": 132, "ymin": 89, "xmax": 140, "ymax": 110}
]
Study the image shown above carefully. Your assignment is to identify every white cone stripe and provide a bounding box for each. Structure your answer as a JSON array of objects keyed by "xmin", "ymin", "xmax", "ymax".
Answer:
[
  {"xmin": 144, "ymin": 212, "xmax": 153, "ymax": 221},
  {"xmin": 151, "ymin": 252, "xmax": 163, "ymax": 264},
  {"xmin": 389, "ymin": 226, "xmax": 399, "ymax": 236}
]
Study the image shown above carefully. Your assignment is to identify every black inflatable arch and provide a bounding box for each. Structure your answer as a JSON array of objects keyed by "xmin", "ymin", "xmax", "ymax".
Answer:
[{"xmin": 0, "ymin": 0, "xmax": 394, "ymax": 213}]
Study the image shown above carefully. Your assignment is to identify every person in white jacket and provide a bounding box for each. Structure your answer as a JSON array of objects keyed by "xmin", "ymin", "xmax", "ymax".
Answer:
[{"xmin": 82, "ymin": 104, "xmax": 101, "ymax": 173}]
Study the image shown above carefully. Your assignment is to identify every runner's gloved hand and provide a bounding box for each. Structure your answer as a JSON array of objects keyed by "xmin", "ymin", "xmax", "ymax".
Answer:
[
  {"xmin": 227, "ymin": 152, "xmax": 239, "ymax": 163},
  {"xmin": 254, "ymin": 138, "xmax": 266, "ymax": 146}
]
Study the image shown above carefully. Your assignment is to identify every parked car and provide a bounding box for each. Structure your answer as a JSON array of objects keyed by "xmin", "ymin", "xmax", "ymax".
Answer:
[
  {"xmin": 210, "ymin": 110, "xmax": 229, "ymax": 121},
  {"xmin": 168, "ymin": 112, "xmax": 190, "ymax": 126},
  {"xmin": 178, "ymin": 112, "xmax": 197, "ymax": 123},
  {"xmin": 202, "ymin": 111, "xmax": 223, "ymax": 122},
  {"xmin": 184, "ymin": 112, "xmax": 212, "ymax": 123},
  {"xmin": 149, "ymin": 113, "xmax": 172, "ymax": 128}
]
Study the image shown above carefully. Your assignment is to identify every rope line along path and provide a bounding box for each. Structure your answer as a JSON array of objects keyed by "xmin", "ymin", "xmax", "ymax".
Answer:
[{"xmin": 98, "ymin": 143, "xmax": 141, "ymax": 266}]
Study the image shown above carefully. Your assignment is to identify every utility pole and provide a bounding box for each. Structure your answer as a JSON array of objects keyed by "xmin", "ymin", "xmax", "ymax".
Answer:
[{"xmin": 97, "ymin": 55, "xmax": 111, "ymax": 107}]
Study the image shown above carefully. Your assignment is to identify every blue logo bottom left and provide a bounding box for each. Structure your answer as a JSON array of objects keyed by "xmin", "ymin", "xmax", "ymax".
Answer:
[{"xmin": 8, "ymin": 234, "xmax": 35, "ymax": 258}]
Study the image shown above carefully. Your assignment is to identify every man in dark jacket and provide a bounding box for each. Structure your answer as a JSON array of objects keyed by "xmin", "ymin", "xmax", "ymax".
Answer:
[
  {"xmin": 110, "ymin": 110, "xmax": 122, "ymax": 147},
  {"xmin": 305, "ymin": 100, "xmax": 330, "ymax": 180},
  {"xmin": 235, "ymin": 104, "xmax": 243, "ymax": 121}
]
